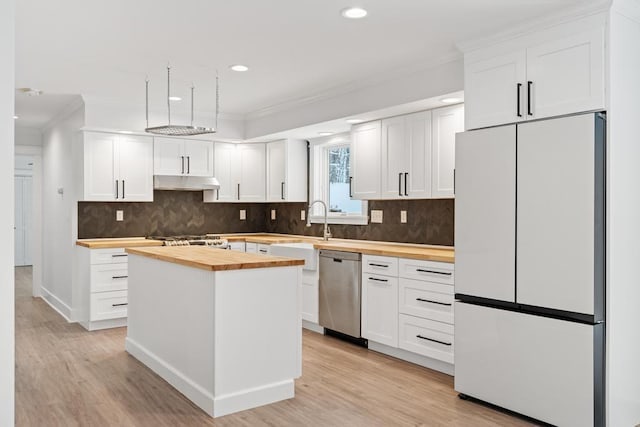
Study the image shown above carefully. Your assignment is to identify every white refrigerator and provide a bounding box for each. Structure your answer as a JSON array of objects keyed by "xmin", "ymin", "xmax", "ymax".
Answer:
[{"xmin": 454, "ymin": 112, "xmax": 605, "ymax": 427}]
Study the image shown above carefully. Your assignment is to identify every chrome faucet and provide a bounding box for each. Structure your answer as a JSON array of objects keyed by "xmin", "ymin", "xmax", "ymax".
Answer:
[{"xmin": 307, "ymin": 199, "xmax": 332, "ymax": 241}]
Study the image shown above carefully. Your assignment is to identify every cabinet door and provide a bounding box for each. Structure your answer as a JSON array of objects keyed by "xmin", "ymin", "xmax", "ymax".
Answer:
[
  {"xmin": 431, "ymin": 105, "xmax": 464, "ymax": 198},
  {"xmin": 117, "ymin": 135, "xmax": 154, "ymax": 202},
  {"xmin": 84, "ymin": 132, "xmax": 117, "ymax": 201},
  {"xmin": 350, "ymin": 121, "xmax": 381, "ymax": 199},
  {"xmin": 526, "ymin": 28, "xmax": 605, "ymax": 120},
  {"xmin": 455, "ymin": 125, "xmax": 516, "ymax": 302},
  {"xmin": 464, "ymin": 51, "xmax": 526, "ymax": 130},
  {"xmin": 209, "ymin": 142, "xmax": 237, "ymax": 202},
  {"xmin": 406, "ymin": 111, "xmax": 432, "ymax": 198},
  {"xmin": 380, "ymin": 116, "xmax": 407, "ymax": 199},
  {"xmin": 153, "ymin": 137, "xmax": 184, "ymax": 176},
  {"xmin": 237, "ymin": 143, "xmax": 266, "ymax": 202},
  {"xmin": 183, "ymin": 140, "xmax": 214, "ymax": 177},
  {"xmin": 266, "ymin": 140, "xmax": 286, "ymax": 202},
  {"xmin": 361, "ymin": 274, "xmax": 398, "ymax": 347}
]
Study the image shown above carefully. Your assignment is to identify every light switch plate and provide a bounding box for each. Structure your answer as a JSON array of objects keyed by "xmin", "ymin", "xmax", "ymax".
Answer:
[
  {"xmin": 116, "ymin": 210, "xmax": 124, "ymax": 222},
  {"xmin": 239, "ymin": 209, "xmax": 246, "ymax": 220},
  {"xmin": 370, "ymin": 210, "xmax": 383, "ymax": 223},
  {"xmin": 400, "ymin": 210, "xmax": 407, "ymax": 224},
  {"xmin": 271, "ymin": 209, "xmax": 276, "ymax": 220},
  {"xmin": 301, "ymin": 210, "xmax": 306, "ymax": 221}
]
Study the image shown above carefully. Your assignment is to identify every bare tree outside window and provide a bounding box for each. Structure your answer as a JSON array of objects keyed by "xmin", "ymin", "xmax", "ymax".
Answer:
[{"xmin": 328, "ymin": 146, "xmax": 360, "ymax": 213}]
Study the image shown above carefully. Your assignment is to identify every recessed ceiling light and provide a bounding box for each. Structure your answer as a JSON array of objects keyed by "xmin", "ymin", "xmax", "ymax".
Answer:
[
  {"xmin": 13, "ymin": 115, "xmax": 18, "ymax": 120},
  {"xmin": 440, "ymin": 97, "xmax": 462, "ymax": 104},
  {"xmin": 168, "ymin": 96, "xmax": 182, "ymax": 101},
  {"xmin": 341, "ymin": 7, "xmax": 367, "ymax": 19},
  {"xmin": 17, "ymin": 88, "xmax": 43, "ymax": 96},
  {"xmin": 345, "ymin": 118, "xmax": 365, "ymax": 124},
  {"xmin": 230, "ymin": 64, "xmax": 249, "ymax": 72},
  {"xmin": 318, "ymin": 132, "xmax": 334, "ymax": 136}
]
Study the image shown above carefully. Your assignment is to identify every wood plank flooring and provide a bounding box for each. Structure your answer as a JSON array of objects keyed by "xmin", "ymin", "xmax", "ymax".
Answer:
[{"xmin": 15, "ymin": 267, "xmax": 535, "ymax": 426}]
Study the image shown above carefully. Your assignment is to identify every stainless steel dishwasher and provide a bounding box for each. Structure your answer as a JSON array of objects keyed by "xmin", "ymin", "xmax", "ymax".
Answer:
[{"xmin": 319, "ymin": 250, "xmax": 362, "ymax": 338}]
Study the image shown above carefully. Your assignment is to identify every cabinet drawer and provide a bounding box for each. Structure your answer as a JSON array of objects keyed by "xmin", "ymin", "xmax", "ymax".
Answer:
[
  {"xmin": 362, "ymin": 255, "xmax": 398, "ymax": 277},
  {"xmin": 257, "ymin": 244, "xmax": 271, "ymax": 255},
  {"xmin": 398, "ymin": 314, "xmax": 454, "ymax": 363},
  {"xmin": 245, "ymin": 243, "xmax": 257, "ymax": 253},
  {"xmin": 90, "ymin": 290, "xmax": 128, "ymax": 321},
  {"xmin": 90, "ymin": 248, "xmax": 128, "ymax": 265},
  {"xmin": 90, "ymin": 264, "xmax": 128, "ymax": 293},
  {"xmin": 398, "ymin": 258, "xmax": 454, "ymax": 284},
  {"xmin": 399, "ymin": 278, "xmax": 454, "ymax": 324}
]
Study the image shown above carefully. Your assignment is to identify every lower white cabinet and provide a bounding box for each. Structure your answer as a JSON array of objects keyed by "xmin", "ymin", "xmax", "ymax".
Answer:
[
  {"xmin": 361, "ymin": 271, "xmax": 398, "ymax": 347},
  {"xmin": 227, "ymin": 241, "xmax": 246, "ymax": 252},
  {"xmin": 399, "ymin": 278, "xmax": 454, "ymax": 325},
  {"xmin": 398, "ymin": 314, "xmax": 454, "ymax": 363},
  {"xmin": 90, "ymin": 290, "xmax": 128, "ymax": 321},
  {"xmin": 245, "ymin": 243, "xmax": 257, "ymax": 253},
  {"xmin": 257, "ymin": 244, "xmax": 271, "ymax": 255}
]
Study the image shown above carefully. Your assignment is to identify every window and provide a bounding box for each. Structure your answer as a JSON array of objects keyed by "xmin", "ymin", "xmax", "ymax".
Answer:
[{"xmin": 310, "ymin": 133, "xmax": 368, "ymax": 225}]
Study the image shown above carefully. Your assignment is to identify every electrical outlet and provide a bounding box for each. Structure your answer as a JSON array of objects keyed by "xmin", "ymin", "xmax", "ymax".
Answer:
[
  {"xmin": 239, "ymin": 209, "xmax": 246, "ymax": 220},
  {"xmin": 116, "ymin": 210, "xmax": 124, "ymax": 222},
  {"xmin": 271, "ymin": 209, "xmax": 276, "ymax": 220},
  {"xmin": 400, "ymin": 210, "xmax": 407, "ymax": 224},
  {"xmin": 370, "ymin": 210, "xmax": 383, "ymax": 223},
  {"xmin": 301, "ymin": 210, "xmax": 306, "ymax": 221}
]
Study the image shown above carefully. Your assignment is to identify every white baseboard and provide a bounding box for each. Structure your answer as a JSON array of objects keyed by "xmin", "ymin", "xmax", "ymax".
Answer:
[
  {"xmin": 302, "ymin": 320, "xmax": 324, "ymax": 334},
  {"xmin": 368, "ymin": 341, "xmax": 454, "ymax": 376},
  {"xmin": 213, "ymin": 380, "xmax": 294, "ymax": 418},
  {"xmin": 80, "ymin": 318, "xmax": 127, "ymax": 331},
  {"xmin": 39, "ymin": 287, "xmax": 72, "ymax": 322}
]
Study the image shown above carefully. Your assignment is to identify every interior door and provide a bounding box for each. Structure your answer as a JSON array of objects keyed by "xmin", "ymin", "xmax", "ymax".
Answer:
[
  {"xmin": 455, "ymin": 125, "xmax": 516, "ymax": 302},
  {"xmin": 517, "ymin": 114, "xmax": 598, "ymax": 315},
  {"xmin": 14, "ymin": 177, "xmax": 24, "ymax": 266}
]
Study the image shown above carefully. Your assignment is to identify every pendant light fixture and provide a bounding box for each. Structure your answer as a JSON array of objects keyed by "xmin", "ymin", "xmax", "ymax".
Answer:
[{"xmin": 145, "ymin": 65, "xmax": 219, "ymax": 136}]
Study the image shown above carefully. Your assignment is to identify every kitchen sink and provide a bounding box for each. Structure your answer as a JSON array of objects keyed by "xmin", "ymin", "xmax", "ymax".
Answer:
[{"xmin": 270, "ymin": 242, "xmax": 318, "ymax": 271}]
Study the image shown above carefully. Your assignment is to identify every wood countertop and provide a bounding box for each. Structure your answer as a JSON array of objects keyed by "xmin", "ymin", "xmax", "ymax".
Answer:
[
  {"xmin": 125, "ymin": 246, "xmax": 305, "ymax": 271},
  {"xmin": 311, "ymin": 240, "xmax": 454, "ymax": 263},
  {"xmin": 76, "ymin": 238, "xmax": 164, "ymax": 249}
]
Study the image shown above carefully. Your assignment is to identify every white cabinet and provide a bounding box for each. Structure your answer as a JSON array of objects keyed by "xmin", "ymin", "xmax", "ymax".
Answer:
[
  {"xmin": 431, "ymin": 105, "xmax": 464, "ymax": 198},
  {"xmin": 204, "ymin": 143, "xmax": 266, "ymax": 203},
  {"xmin": 266, "ymin": 139, "xmax": 307, "ymax": 202},
  {"xmin": 362, "ymin": 255, "xmax": 399, "ymax": 347},
  {"xmin": 245, "ymin": 242, "xmax": 257, "ymax": 253},
  {"xmin": 153, "ymin": 137, "xmax": 214, "ymax": 177},
  {"xmin": 350, "ymin": 121, "xmax": 381, "ymax": 199},
  {"xmin": 464, "ymin": 27, "xmax": 604, "ymax": 130},
  {"xmin": 82, "ymin": 132, "xmax": 154, "ymax": 202},
  {"xmin": 227, "ymin": 241, "xmax": 246, "ymax": 252},
  {"xmin": 380, "ymin": 112, "xmax": 432, "ymax": 199},
  {"xmin": 257, "ymin": 243, "xmax": 270, "ymax": 255}
]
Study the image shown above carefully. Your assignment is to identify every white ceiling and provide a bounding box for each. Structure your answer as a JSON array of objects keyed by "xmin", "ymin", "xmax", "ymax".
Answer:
[
  {"xmin": 14, "ymin": 93, "xmax": 81, "ymax": 129},
  {"xmin": 16, "ymin": 0, "xmax": 593, "ymax": 127}
]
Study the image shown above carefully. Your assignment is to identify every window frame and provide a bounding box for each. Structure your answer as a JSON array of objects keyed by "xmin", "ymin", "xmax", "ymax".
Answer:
[{"xmin": 309, "ymin": 133, "xmax": 368, "ymax": 225}]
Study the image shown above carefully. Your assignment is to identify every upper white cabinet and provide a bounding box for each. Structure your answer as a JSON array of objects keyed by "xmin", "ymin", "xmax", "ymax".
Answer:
[
  {"xmin": 350, "ymin": 121, "xmax": 381, "ymax": 199},
  {"xmin": 464, "ymin": 27, "xmax": 604, "ymax": 130},
  {"xmin": 431, "ymin": 104, "xmax": 464, "ymax": 198},
  {"xmin": 204, "ymin": 143, "xmax": 266, "ymax": 202},
  {"xmin": 266, "ymin": 139, "xmax": 307, "ymax": 202},
  {"xmin": 82, "ymin": 131, "xmax": 154, "ymax": 202},
  {"xmin": 153, "ymin": 137, "xmax": 213, "ymax": 177}
]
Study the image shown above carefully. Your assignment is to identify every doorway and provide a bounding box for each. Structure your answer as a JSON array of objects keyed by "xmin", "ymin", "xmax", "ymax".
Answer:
[{"xmin": 14, "ymin": 159, "xmax": 33, "ymax": 267}]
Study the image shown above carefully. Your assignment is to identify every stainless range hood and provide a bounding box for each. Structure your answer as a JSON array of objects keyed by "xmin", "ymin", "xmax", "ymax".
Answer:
[{"xmin": 153, "ymin": 175, "xmax": 220, "ymax": 191}]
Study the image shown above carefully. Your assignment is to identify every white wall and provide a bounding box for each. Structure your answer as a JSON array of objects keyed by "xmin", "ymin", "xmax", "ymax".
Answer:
[
  {"xmin": 607, "ymin": 1, "xmax": 640, "ymax": 425},
  {"xmin": 41, "ymin": 104, "xmax": 84, "ymax": 320},
  {"xmin": 0, "ymin": 0, "xmax": 15, "ymax": 424},
  {"xmin": 15, "ymin": 126, "xmax": 42, "ymax": 146}
]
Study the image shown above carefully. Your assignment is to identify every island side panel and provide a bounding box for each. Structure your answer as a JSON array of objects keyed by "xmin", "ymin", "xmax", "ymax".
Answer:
[
  {"xmin": 125, "ymin": 254, "xmax": 216, "ymax": 414},
  {"xmin": 212, "ymin": 265, "xmax": 302, "ymax": 417}
]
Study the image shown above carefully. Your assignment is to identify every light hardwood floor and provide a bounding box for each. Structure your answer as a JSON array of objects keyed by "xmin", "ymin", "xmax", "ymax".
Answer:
[{"xmin": 15, "ymin": 267, "xmax": 535, "ymax": 426}]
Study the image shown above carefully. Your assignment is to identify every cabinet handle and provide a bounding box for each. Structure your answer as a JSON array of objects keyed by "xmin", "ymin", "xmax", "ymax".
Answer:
[
  {"xmin": 187, "ymin": 156, "xmax": 190, "ymax": 174},
  {"xmin": 115, "ymin": 180, "xmax": 119, "ymax": 199},
  {"xmin": 112, "ymin": 303, "xmax": 128, "ymax": 307},
  {"xmin": 181, "ymin": 156, "xmax": 185, "ymax": 174},
  {"xmin": 416, "ymin": 268, "xmax": 452, "ymax": 276},
  {"xmin": 416, "ymin": 298, "xmax": 452, "ymax": 307},
  {"xmin": 281, "ymin": 182, "xmax": 285, "ymax": 200},
  {"xmin": 122, "ymin": 180, "xmax": 125, "ymax": 199},
  {"xmin": 416, "ymin": 335, "xmax": 451, "ymax": 346},
  {"xmin": 111, "ymin": 275, "xmax": 128, "ymax": 279},
  {"xmin": 398, "ymin": 173, "xmax": 403, "ymax": 196},
  {"xmin": 349, "ymin": 176, "xmax": 353, "ymax": 198},
  {"xmin": 516, "ymin": 83, "xmax": 522, "ymax": 117},
  {"xmin": 216, "ymin": 188, "xmax": 220, "ymax": 201},
  {"xmin": 527, "ymin": 81, "xmax": 533, "ymax": 116},
  {"xmin": 368, "ymin": 277, "xmax": 389, "ymax": 283},
  {"xmin": 368, "ymin": 263, "xmax": 389, "ymax": 268},
  {"xmin": 259, "ymin": 249, "xmax": 268, "ymax": 254},
  {"xmin": 237, "ymin": 183, "xmax": 240, "ymax": 200},
  {"xmin": 111, "ymin": 254, "xmax": 128, "ymax": 258},
  {"xmin": 453, "ymin": 169, "xmax": 456, "ymax": 195},
  {"xmin": 404, "ymin": 173, "xmax": 409, "ymax": 196}
]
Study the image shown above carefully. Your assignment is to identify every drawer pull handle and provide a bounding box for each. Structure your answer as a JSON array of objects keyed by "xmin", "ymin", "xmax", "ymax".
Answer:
[
  {"xmin": 259, "ymin": 249, "xmax": 268, "ymax": 253},
  {"xmin": 111, "ymin": 276, "xmax": 128, "ymax": 280},
  {"xmin": 112, "ymin": 303, "xmax": 128, "ymax": 307},
  {"xmin": 416, "ymin": 335, "xmax": 452, "ymax": 346},
  {"xmin": 416, "ymin": 298, "xmax": 452, "ymax": 307},
  {"xmin": 415, "ymin": 269, "xmax": 452, "ymax": 276},
  {"xmin": 368, "ymin": 277, "xmax": 389, "ymax": 283},
  {"xmin": 111, "ymin": 254, "xmax": 128, "ymax": 258},
  {"xmin": 369, "ymin": 263, "xmax": 389, "ymax": 268}
]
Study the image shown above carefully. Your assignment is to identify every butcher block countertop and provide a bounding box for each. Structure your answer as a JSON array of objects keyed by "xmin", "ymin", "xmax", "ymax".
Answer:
[
  {"xmin": 76, "ymin": 237, "xmax": 164, "ymax": 249},
  {"xmin": 312, "ymin": 240, "xmax": 454, "ymax": 263},
  {"xmin": 125, "ymin": 246, "xmax": 305, "ymax": 271}
]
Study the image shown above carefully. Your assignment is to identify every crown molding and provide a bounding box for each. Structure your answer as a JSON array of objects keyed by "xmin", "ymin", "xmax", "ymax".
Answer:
[
  {"xmin": 456, "ymin": 0, "xmax": 612, "ymax": 53},
  {"xmin": 244, "ymin": 51, "xmax": 463, "ymax": 121},
  {"xmin": 612, "ymin": 0, "xmax": 640, "ymax": 22},
  {"xmin": 41, "ymin": 96, "xmax": 84, "ymax": 132}
]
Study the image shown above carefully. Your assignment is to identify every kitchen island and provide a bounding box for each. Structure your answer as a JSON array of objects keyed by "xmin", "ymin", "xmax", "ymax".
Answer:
[{"xmin": 124, "ymin": 246, "xmax": 304, "ymax": 418}]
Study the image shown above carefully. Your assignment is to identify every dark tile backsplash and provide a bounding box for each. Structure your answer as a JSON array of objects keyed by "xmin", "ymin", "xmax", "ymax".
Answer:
[{"xmin": 78, "ymin": 191, "xmax": 454, "ymax": 246}]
